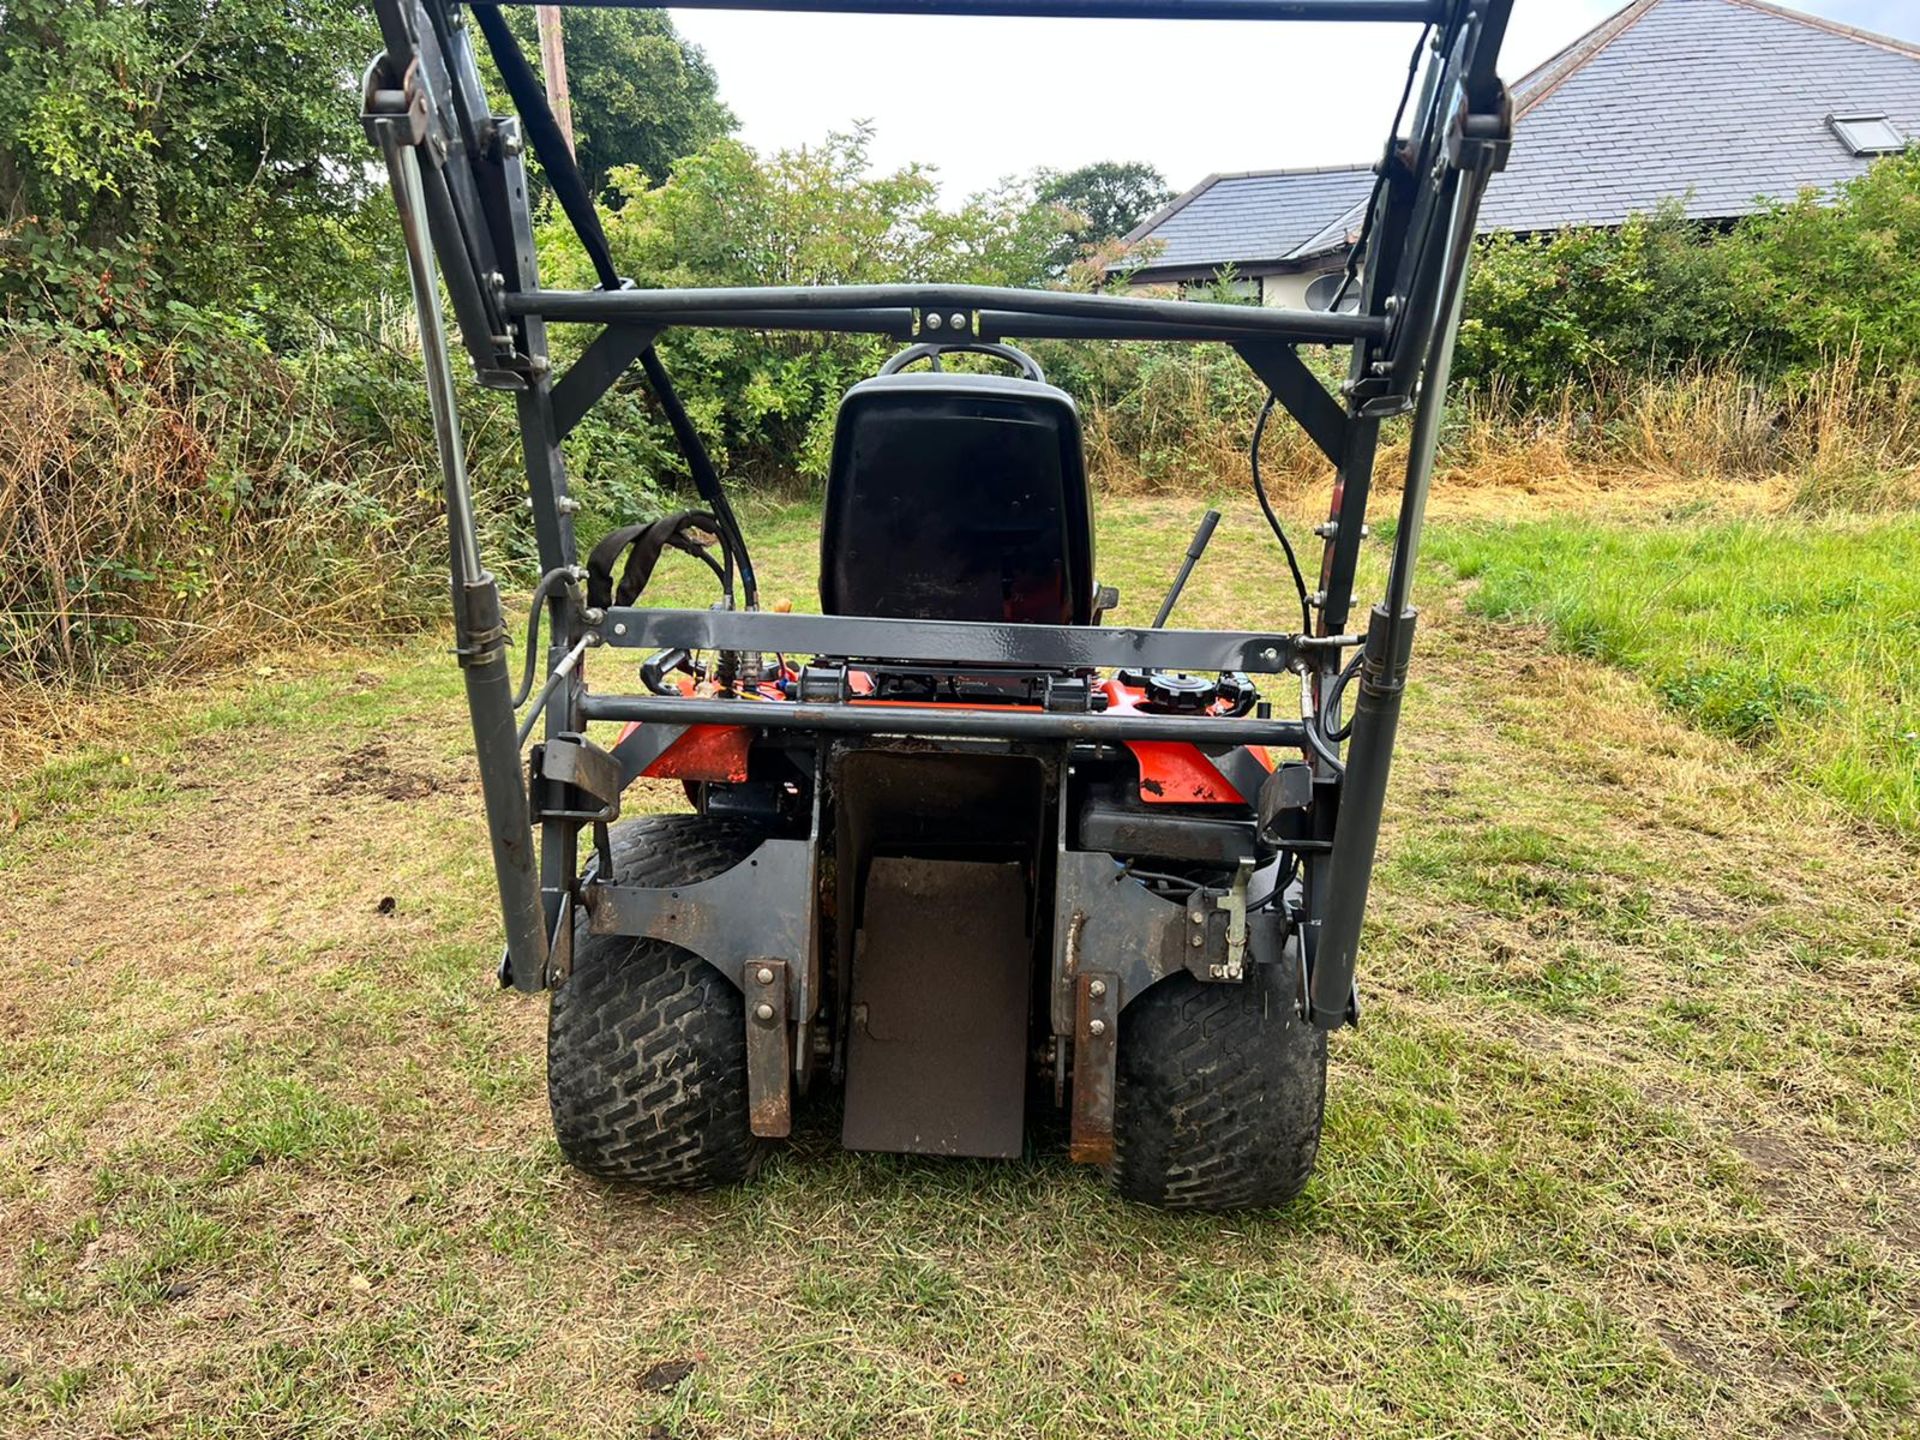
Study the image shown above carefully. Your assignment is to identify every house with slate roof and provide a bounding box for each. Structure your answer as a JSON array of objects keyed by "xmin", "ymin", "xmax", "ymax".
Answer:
[{"xmin": 1115, "ymin": 0, "xmax": 1920, "ymax": 310}]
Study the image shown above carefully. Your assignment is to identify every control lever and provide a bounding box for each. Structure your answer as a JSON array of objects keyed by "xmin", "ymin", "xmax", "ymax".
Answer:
[{"xmin": 1152, "ymin": 509, "xmax": 1221, "ymax": 629}]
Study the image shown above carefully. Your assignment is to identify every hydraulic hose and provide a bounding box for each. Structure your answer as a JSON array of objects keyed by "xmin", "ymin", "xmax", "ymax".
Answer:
[
  {"xmin": 513, "ymin": 567, "xmax": 581, "ymax": 709},
  {"xmin": 471, "ymin": 4, "xmax": 760, "ymax": 607}
]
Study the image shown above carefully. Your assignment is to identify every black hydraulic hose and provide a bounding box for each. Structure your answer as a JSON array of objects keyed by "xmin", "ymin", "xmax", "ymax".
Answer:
[
  {"xmin": 470, "ymin": 4, "xmax": 621, "ymax": 291},
  {"xmin": 512, "ymin": 567, "xmax": 579, "ymax": 708},
  {"xmin": 635, "ymin": 347, "xmax": 758, "ymax": 608},
  {"xmin": 1323, "ymin": 647, "xmax": 1365, "ymax": 742},
  {"xmin": 471, "ymin": 5, "xmax": 758, "ymax": 607},
  {"xmin": 1299, "ymin": 672, "xmax": 1347, "ymax": 777},
  {"xmin": 1330, "ymin": 19, "xmax": 1434, "ymax": 312},
  {"xmin": 1251, "ymin": 395, "xmax": 1313, "ymax": 636}
]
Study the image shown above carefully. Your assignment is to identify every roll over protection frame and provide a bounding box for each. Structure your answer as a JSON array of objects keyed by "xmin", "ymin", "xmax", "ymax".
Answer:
[{"xmin": 363, "ymin": 0, "xmax": 1514, "ymax": 1016}]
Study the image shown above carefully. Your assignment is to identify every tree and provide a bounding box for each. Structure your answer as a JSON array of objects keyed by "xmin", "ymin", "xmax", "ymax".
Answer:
[
  {"xmin": 1035, "ymin": 161, "xmax": 1174, "ymax": 273},
  {"xmin": 546, "ymin": 127, "xmax": 1069, "ymax": 482},
  {"xmin": 0, "ymin": 0, "xmax": 385, "ymax": 337},
  {"xmin": 503, "ymin": 7, "xmax": 734, "ymax": 197}
]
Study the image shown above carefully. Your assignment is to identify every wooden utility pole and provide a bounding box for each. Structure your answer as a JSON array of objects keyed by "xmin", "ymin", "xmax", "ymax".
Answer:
[{"xmin": 534, "ymin": 5, "xmax": 576, "ymax": 155}]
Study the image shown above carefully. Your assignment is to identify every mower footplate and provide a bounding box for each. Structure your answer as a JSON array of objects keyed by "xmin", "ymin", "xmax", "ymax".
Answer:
[{"xmin": 842, "ymin": 857, "xmax": 1031, "ymax": 1159}]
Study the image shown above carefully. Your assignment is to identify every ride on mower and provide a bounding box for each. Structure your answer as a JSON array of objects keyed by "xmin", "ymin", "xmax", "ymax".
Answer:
[{"xmin": 363, "ymin": 0, "xmax": 1514, "ymax": 1210}]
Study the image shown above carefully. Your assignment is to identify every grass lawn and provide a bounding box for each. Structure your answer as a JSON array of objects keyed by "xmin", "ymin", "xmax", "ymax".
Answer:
[
  {"xmin": 2, "ymin": 496, "xmax": 1916, "ymax": 1438},
  {"xmin": 1425, "ymin": 515, "xmax": 1920, "ymax": 833}
]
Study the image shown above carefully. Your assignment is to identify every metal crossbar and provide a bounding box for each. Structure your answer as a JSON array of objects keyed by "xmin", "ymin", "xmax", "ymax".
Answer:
[
  {"xmin": 596, "ymin": 607, "xmax": 1305, "ymax": 674},
  {"xmin": 502, "ymin": 284, "xmax": 1388, "ymax": 345},
  {"xmin": 365, "ymin": 0, "xmax": 1516, "ymax": 1010},
  {"xmin": 471, "ymin": 0, "xmax": 1447, "ymax": 21}
]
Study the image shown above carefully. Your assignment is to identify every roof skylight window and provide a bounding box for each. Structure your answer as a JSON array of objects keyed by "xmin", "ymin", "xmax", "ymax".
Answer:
[{"xmin": 1829, "ymin": 114, "xmax": 1907, "ymax": 156}]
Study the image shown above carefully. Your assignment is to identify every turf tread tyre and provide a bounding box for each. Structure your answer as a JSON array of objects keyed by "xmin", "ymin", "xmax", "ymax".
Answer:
[
  {"xmin": 548, "ymin": 815, "xmax": 766, "ymax": 1188},
  {"xmin": 1109, "ymin": 960, "xmax": 1327, "ymax": 1211}
]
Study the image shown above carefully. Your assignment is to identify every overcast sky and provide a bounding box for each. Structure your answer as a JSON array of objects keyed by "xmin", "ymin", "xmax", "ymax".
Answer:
[{"xmin": 664, "ymin": 0, "xmax": 1920, "ymax": 200}]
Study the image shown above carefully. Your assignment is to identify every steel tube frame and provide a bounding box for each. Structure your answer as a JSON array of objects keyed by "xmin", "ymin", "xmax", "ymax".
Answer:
[
  {"xmin": 504, "ymin": 283, "xmax": 1387, "ymax": 345},
  {"xmin": 578, "ymin": 693, "xmax": 1308, "ymax": 748},
  {"xmin": 564, "ymin": 309, "xmax": 1377, "ymax": 345},
  {"xmin": 474, "ymin": 0, "xmax": 1446, "ymax": 19},
  {"xmin": 366, "ymin": 0, "xmax": 1516, "ymax": 1027}
]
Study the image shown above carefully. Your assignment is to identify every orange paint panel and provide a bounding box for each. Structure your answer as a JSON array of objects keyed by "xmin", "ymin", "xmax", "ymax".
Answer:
[
  {"xmin": 1127, "ymin": 741, "xmax": 1246, "ymax": 806},
  {"xmin": 642, "ymin": 724, "xmax": 752, "ymax": 783}
]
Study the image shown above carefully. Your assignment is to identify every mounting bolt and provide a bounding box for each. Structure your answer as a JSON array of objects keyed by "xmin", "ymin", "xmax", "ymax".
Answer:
[
  {"xmin": 1088, "ymin": 979, "xmax": 1107, "ymax": 999},
  {"xmin": 755, "ymin": 966, "xmax": 775, "ymax": 986},
  {"xmin": 926, "ymin": 312, "xmax": 944, "ymax": 330},
  {"xmin": 754, "ymin": 1002, "xmax": 775, "ymax": 1023},
  {"xmin": 611, "ymin": 621, "xmax": 627, "ymax": 637},
  {"xmin": 1190, "ymin": 933, "xmax": 1206, "ymax": 949},
  {"xmin": 503, "ymin": 132, "xmax": 524, "ymax": 158},
  {"xmin": 949, "ymin": 312, "xmax": 967, "ymax": 331},
  {"xmin": 1088, "ymin": 1018, "xmax": 1107, "ymax": 1037},
  {"xmin": 584, "ymin": 607, "xmax": 606, "ymax": 625},
  {"xmin": 1259, "ymin": 647, "xmax": 1280, "ymax": 665},
  {"xmin": 1189, "ymin": 910, "xmax": 1205, "ymax": 925}
]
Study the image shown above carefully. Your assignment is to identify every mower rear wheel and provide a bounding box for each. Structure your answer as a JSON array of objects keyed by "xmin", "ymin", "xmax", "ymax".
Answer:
[
  {"xmin": 1108, "ymin": 963, "xmax": 1327, "ymax": 1211},
  {"xmin": 548, "ymin": 815, "xmax": 767, "ymax": 1188}
]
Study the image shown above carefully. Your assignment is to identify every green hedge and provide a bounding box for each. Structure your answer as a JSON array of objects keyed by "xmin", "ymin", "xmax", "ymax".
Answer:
[{"xmin": 1456, "ymin": 150, "xmax": 1920, "ymax": 399}]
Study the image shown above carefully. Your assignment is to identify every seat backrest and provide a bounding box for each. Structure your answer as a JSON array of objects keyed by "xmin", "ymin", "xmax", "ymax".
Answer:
[{"xmin": 819, "ymin": 372, "xmax": 1095, "ymax": 627}]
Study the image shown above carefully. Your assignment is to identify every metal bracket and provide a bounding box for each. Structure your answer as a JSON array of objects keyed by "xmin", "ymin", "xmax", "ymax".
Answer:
[
  {"xmin": 532, "ymin": 733, "xmax": 622, "ymax": 824},
  {"xmin": 1257, "ymin": 761, "xmax": 1315, "ymax": 841},
  {"xmin": 1234, "ymin": 340, "xmax": 1351, "ymax": 466},
  {"xmin": 550, "ymin": 322, "xmax": 660, "ymax": 440},
  {"xmin": 915, "ymin": 307, "xmax": 977, "ymax": 339},
  {"xmin": 745, "ymin": 958, "xmax": 791, "ymax": 1138},
  {"xmin": 1069, "ymin": 971, "xmax": 1119, "ymax": 1165},
  {"xmin": 1449, "ymin": 85, "xmax": 1516, "ymax": 173},
  {"xmin": 582, "ymin": 836, "xmax": 817, "ymax": 999},
  {"xmin": 1210, "ymin": 859, "xmax": 1254, "ymax": 981},
  {"xmin": 1050, "ymin": 848, "xmax": 1291, "ymax": 1035},
  {"xmin": 360, "ymin": 56, "xmax": 429, "ymax": 146}
]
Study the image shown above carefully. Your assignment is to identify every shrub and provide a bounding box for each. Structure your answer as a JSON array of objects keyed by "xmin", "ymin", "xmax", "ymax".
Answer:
[{"xmin": 1455, "ymin": 151, "xmax": 1920, "ymax": 398}]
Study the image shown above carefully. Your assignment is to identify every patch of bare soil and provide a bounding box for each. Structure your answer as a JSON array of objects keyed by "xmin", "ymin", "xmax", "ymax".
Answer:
[{"xmin": 319, "ymin": 739, "xmax": 452, "ymax": 802}]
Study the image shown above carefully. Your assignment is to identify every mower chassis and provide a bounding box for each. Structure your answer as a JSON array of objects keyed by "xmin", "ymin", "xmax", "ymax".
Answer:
[{"xmin": 363, "ymin": 0, "xmax": 1514, "ymax": 1165}]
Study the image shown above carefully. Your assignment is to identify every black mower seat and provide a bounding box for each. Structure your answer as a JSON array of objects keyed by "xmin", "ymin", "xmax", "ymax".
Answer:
[{"xmin": 820, "ymin": 372, "xmax": 1095, "ymax": 627}]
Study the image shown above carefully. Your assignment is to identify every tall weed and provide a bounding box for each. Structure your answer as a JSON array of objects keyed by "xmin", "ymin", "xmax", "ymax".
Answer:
[{"xmin": 0, "ymin": 326, "xmax": 518, "ymax": 687}]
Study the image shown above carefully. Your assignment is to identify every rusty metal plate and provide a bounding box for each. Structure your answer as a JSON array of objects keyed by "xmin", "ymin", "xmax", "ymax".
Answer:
[
  {"xmin": 745, "ymin": 958, "xmax": 791, "ymax": 1138},
  {"xmin": 1069, "ymin": 971, "xmax": 1119, "ymax": 1165},
  {"xmin": 842, "ymin": 857, "xmax": 1031, "ymax": 1159}
]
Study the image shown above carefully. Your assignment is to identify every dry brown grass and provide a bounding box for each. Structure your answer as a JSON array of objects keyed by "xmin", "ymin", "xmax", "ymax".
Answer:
[
  {"xmin": 0, "ymin": 336, "xmax": 453, "ymax": 692},
  {"xmin": 1083, "ymin": 353, "xmax": 1920, "ymax": 516}
]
